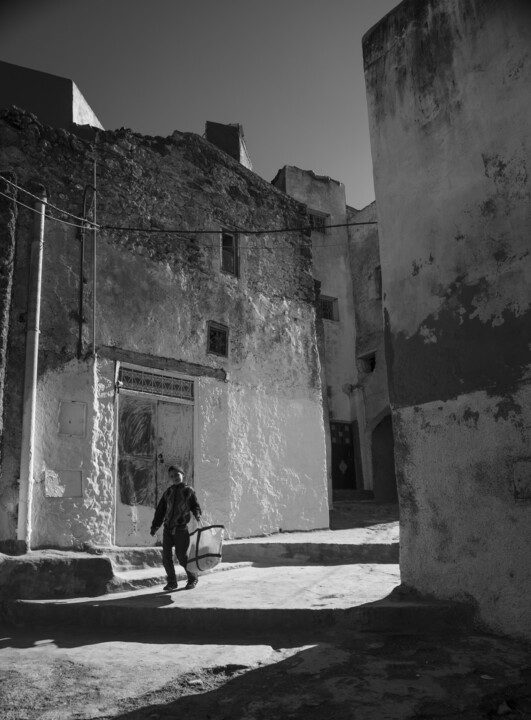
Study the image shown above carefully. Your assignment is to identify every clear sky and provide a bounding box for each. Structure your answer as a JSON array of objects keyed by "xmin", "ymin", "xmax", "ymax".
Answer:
[{"xmin": 0, "ymin": 0, "xmax": 399, "ymax": 208}]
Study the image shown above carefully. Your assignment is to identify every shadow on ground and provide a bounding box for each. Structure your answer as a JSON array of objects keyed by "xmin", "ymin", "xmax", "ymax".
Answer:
[{"xmin": 2, "ymin": 626, "xmax": 528, "ymax": 720}]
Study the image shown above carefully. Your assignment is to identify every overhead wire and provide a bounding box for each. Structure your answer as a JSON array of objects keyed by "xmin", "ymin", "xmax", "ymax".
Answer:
[
  {"xmin": 0, "ymin": 177, "xmax": 378, "ymax": 248},
  {"xmin": 100, "ymin": 220, "xmax": 377, "ymax": 234},
  {"xmin": 0, "ymin": 187, "xmax": 88, "ymax": 230},
  {"xmin": 1, "ymin": 175, "xmax": 98, "ymax": 228}
]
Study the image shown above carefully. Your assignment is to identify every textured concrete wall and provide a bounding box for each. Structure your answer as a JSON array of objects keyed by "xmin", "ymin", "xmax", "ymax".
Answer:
[
  {"xmin": 364, "ymin": 0, "xmax": 531, "ymax": 638},
  {"xmin": 0, "ymin": 108, "xmax": 328, "ymax": 547}
]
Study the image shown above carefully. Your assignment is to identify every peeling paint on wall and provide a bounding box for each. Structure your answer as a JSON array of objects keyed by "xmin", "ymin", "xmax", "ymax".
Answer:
[
  {"xmin": 389, "ymin": 278, "xmax": 531, "ymax": 407},
  {"xmin": 364, "ymin": 0, "xmax": 531, "ymax": 639}
]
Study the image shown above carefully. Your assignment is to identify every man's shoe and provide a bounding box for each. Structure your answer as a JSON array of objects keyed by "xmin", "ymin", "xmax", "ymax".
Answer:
[
  {"xmin": 185, "ymin": 578, "xmax": 198, "ymax": 590},
  {"xmin": 163, "ymin": 582, "xmax": 178, "ymax": 591}
]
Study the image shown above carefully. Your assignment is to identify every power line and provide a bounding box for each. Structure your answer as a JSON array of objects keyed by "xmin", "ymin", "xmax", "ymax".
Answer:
[
  {"xmin": 0, "ymin": 178, "xmax": 378, "ymax": 243},
  {"xmin": 0, "ymin": 175, "xmax": 98, "ymax": 228},
  {"xmin": 0, "ymin": 187, "xmax": 88, "ymax": 229},
  {"xmin": 0, "ymin": 189, "xmax": 375, "ymax": 248},
  {"xmin": 100, "ymin": 220, "xmax": 377, "ymax": 235}
]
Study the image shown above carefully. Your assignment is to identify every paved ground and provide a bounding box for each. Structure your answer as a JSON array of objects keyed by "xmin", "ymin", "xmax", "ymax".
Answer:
[{"xmin": 1, "ymin": 502, "xmax": 530, "ymax": 719}]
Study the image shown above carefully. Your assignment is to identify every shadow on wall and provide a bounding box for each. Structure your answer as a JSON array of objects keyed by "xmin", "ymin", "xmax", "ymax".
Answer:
[{"xmin": 372, "ymin": 414, "xmax": 397, "ymax": 503}]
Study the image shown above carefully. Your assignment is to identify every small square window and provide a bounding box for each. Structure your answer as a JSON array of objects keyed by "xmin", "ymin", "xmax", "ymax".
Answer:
[
  {"xmin": 358, "ymin": 352, "xmax": 376, "ymax": 373},
  {"xmin": 309, "ymin": 210, "xmax": 329, "ymax": 234},
  {"xmin": 319, "ymin": 296, "xmax": 339, "ymax": 321},
  {"xmin": 207, "ymin": 321, "xmax": 229, "ymax": 357},
  {"xmin": 221, "ymin": 231, "xmax": 239, "ymax": 276}
]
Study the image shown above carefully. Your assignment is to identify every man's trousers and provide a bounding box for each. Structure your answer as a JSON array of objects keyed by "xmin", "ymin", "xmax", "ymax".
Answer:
[{"xmin": 162, "ymin": 525, "xmax": 197, "ymax": 584}]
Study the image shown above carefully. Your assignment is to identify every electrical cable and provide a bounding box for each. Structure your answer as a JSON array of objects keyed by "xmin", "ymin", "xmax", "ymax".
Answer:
[
  {"xmin": 1, "ymin": 176, "xmax": 377, "ymax": 237},
  {"xmin": 0, "ymin": 175, "xmax": 99, "ymax": 228},
  {"xmin": 0, "ymin": 187, "xmax": 87, "ymax": 229},
  {"xmin": 101, "ymin": 220, "xmax": 377, "ymax": 234},
  {"xmin": 0, "ymin": 188, "xmax": 375, "ymax": 249},
  {"xmin": 0, "ymin": 181, "xmax": 377, "ymax": 253}
]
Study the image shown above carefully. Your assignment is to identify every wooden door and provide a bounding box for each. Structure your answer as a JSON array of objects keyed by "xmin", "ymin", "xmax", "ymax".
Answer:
[
  {"xmin": 115, "ymin": 395, "xmax": 194, "ymax": 546},
  {"xmin": 330, "ymin": 421, "xmax": 356, "ymax": 491}
]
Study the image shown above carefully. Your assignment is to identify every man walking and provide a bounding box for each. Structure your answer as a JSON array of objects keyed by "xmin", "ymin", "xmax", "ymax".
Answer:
[{"xmin": 150, "ymin": 465, "xmax": 202, "ymax": 591}]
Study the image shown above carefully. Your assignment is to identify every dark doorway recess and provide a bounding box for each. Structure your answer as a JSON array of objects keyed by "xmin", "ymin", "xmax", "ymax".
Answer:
[
  {"xmin": 372, "ymin": 414, "xmax": 397, "ymax": 503},
  {"xmin": 331, "ymin": 421, "xmax": 356, "ymax": 501}
]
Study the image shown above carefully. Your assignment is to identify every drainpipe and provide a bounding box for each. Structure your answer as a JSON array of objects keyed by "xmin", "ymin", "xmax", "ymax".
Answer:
[
  {"xmin": 92, "ymin": 147, "xmax": 97, "ymax": 357},
  {"xmin": 78, "ymin": 184, "xmax": 95, "ymax": 359},
  {"xmin": 17, "ymin": 186, "xmax": 46, "ymax": 552}
]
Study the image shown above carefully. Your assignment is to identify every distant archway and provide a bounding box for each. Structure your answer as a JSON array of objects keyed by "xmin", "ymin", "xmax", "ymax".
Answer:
[{"xmin": 371, "ymin": 413, "xmax": 398, "ymax": 503}]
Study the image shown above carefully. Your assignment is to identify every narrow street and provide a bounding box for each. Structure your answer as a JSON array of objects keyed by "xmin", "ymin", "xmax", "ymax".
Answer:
[{"xmin": 1, "ymin": 503, "xmax": 530, "ymax": 719}]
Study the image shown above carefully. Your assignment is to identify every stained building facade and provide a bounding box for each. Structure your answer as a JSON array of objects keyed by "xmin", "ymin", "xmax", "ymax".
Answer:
[
  {"xmin": 364, "ymin": 0, "xmax": 531, "ymax": 639},
  {"xmin": 272, "ymin": 166, "xmax": 395, "ymax": 504},
  {"xmin": 0, "ymin": 106, "xmax": 328, "ymax": 552}
]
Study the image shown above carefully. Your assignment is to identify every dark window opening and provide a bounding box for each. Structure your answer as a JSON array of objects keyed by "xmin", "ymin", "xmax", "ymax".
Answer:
[
  {"xmin": 358, "ymin": 352, "xmax": 376, "ymax": 373},
  {"xmin": 319, "ymin": 296, "xmax": 339, "ymax": 321},
  {"xmin": 208, "ymin": 321, "xmax": 229, "ymax": 357},
  {"xmin": 375, "ymin": 265, "xmax": 382, "ymax": 299},
  {"xmin": 221, "ymin": 231, "xmax": 239, "ymax": 276},
  {"xmin": 309, "ymin": 211, "xmax": 329, "ymax": 234}
]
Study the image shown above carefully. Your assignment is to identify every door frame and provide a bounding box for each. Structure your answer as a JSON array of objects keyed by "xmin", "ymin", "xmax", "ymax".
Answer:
[{"xmin": 112, "ymin": 361, "xmax": 197, "ymax": 545}]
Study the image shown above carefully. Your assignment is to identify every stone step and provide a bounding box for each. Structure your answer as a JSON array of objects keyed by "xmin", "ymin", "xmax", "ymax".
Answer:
[
  {"xmin": 222, "ymin": 540, "xmax": 398, "ymax": 565},
  {"xmin": 1, "ymin": 564, "xmax": 476, "ymax": 637},
  {"xmin": 96, "ymin": 542, "xmax": 399, "ymax": 571},
  {"xmin": 88, "ymin": 531, "xmax": 399, "ymax": 573},
  {"xmin": 110, "ymin": 561, "xmax": 253, "ymax": 593}
]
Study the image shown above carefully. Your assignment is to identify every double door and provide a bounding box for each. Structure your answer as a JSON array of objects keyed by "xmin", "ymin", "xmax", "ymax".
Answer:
[{"xmin": 115, "ymin": 393, "xmax": 194, "ymax": 546}]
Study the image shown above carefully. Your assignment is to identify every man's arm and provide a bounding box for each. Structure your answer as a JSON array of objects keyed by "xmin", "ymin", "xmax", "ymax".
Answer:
[
  {"xmin": 189, "ymin": 489, "xmax": 202, "ymax": 521},
  {"xmin": 150, "ymin": 492, "xmax": 167, "ymax": 535}
]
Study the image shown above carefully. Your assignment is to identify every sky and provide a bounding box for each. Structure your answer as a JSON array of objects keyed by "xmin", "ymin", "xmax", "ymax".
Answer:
[{"xmin": 0, "ymin": 0, "xmax": 399, "ymax": 208}]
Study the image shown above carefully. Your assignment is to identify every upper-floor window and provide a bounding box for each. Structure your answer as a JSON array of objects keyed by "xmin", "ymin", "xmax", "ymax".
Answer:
[
  {"xmin": 319, "ymin": 295, "xmax": 339, "ymax": 321},
  {"xmin": 358, "ymin": 351, "xmax": 376, "ymax": 374},
  {"xmin": 374, "ymin": 265, "xmax": 382, "ymax": 299},
  {"xmin": 221, "ymin": 231, "xmax": 239, "ymax": 276},
  {"xmin": 309, "ymin": 210, "xmax": 329, "ymax": 234},
  {"xmin": 207, "ymin": 321, "xmax": 229, "ymax": 357}
]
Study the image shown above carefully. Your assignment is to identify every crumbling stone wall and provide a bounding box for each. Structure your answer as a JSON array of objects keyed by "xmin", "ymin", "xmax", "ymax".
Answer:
[
  {"xmin": 364, "ymin": 0, "xmax": 531, "ymax": 638},
  {"xmin": 0, "ymin": 108, "xmax": 328, "ymax": 547}
]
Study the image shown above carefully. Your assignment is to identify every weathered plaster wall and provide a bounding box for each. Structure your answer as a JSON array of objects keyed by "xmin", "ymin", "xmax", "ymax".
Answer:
[
  {"xmin": 30, "ymin": 358, "xmax": 115, "ymax": 548},
  {"xmin": 395, "ymin": 385, "xmax": 531, "ymax": 637},
  {"xmin": 0, "ymin": 108, "xmax": 327, "ymax": 546},
  {"xmin": 226, "ymin": 387, "xmax": 327, "ymax": 536},
  {"xmin": 347, "ymin": 201, "xmax": 392, "ymax": 493},
  {"xmin": 364, "ymin": 0, "xmax": 531, "ymax": 637},
  {"xmin": 272, "ymin": 167, "xmax": 358, "ymax": 423},
  {"xmin": 347, "ymin": 202, "xmax": 389, "ymax": 421}
]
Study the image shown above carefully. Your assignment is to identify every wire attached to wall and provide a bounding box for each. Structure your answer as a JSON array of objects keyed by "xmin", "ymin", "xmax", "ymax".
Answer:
[{"xmin": 0, "ymin": 177, "xmax": 378, "ymax": 249}]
